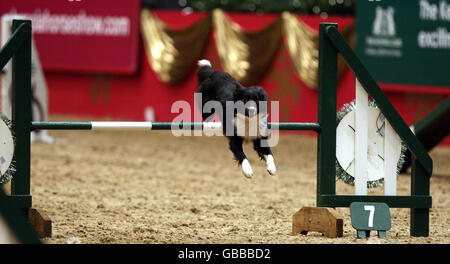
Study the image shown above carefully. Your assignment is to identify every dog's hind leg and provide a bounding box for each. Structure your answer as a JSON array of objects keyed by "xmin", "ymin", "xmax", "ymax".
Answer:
[
  {"xmin": 253, "ymin": 138, "xmax": 276, "ymax": 175},
  {"xmin": 229, "ymin": 136, "xmax": 253, "ymax": 178}
]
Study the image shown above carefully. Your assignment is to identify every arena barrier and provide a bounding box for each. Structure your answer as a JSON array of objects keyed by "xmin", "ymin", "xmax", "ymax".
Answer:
[{"xmin": 1, "ymin": 20, "xmax": 432, "ymax": 238}]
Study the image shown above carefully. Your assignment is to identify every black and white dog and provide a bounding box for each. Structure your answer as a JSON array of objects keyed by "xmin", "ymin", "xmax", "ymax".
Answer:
[{"xmin": 196, "ymin": 59, "xmax": 276, "ymax": 178}]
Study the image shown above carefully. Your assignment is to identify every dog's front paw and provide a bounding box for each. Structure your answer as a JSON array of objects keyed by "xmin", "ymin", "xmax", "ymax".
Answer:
[
  {"xmin": 265, "ymin": 155, "xmax": 276, "ymax": 175},
  {"xmin": 241, "ymin": 159, "xmax": 253, "ymax": 178}
]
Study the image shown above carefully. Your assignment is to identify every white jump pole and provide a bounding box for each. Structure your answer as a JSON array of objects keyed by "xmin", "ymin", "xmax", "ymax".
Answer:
[
  {"xmin": 355, "ymin": 78, "xmax": 368, "ymax": 195},
  {"xmin": 91, "ymin": 122, "xmax": 153, "ymax": 130},
  {"xmin": 384, "ymin": 120, "xmax": 398, "ymax": 195}
]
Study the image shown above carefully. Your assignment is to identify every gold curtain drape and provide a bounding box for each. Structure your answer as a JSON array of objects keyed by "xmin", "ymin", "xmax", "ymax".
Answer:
[
  {"xmin": 140, "ymin": 9, "xmax": 212, "ymax": 84},
  {"xmin": 283, "ymin": 12, "xmax": 355, "ymax": 89},
  {"xmin": 140, "ymin": 9, "xmax": 355, "ymax": 87},
  {"xmin": 213, "ymin": 9, "xmax": 283, "ymax": 85}
]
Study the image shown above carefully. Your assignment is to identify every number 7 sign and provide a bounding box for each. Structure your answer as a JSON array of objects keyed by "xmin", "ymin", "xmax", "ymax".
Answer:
[
  {"xmin": 364, "ymin": 205, "xmax": 375, "ymax": 227},
  {"xmin": 350, "ymin": 202, "xmax": 391, "ymax": 238}
]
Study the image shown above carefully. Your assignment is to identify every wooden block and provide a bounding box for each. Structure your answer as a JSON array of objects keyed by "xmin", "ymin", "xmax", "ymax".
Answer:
[
  {"xmin": 292, "ymin": 207, "xmax": 343, "ymax": 238},
  {"xmin": 28, "ymin": 208, "xmax": 52, "ymax": 238}
]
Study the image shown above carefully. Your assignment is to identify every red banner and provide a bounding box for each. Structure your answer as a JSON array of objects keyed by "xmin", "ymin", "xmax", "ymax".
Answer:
[{"xmin": 0, "ymin": 0, "xmax": 141, "ymax": 74}]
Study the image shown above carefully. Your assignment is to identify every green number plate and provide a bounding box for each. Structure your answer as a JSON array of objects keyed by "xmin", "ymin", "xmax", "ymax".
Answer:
[{"xmin": 350, "ymin": 202, "xmax": 391, "ymax": 232}]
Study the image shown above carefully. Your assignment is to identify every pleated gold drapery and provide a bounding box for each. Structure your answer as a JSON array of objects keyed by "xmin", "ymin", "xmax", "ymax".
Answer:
[
  {"xmin": 282, "ymin": 12, "xmax": 355, "ymax": 89},
  {"xmin": 213, "ymin": 9, "xmax": 283, "ymax": 85},
  {"xmin": 140, "ymin": 10, "xmax": 212, "ymax": 84},
  {"xmin": 140, "ymin": 9, "xmax": 355, "ymax": 87}
]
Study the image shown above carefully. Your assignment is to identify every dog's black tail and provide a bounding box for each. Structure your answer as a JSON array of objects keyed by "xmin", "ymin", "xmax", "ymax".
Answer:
[{"xmin": 197, "ymin": 59, "xmax": 213, "ymax": 84}]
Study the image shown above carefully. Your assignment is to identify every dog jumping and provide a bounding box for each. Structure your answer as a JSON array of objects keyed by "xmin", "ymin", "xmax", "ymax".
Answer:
[{"xmin": 196, "ymin": 59, "xmax": 276, "ymax": 178}]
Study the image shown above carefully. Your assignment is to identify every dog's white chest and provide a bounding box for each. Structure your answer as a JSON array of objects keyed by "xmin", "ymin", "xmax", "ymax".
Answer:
[{"xmin": 234, "ymin": 113, "xmax": 265, "ymax": 139}]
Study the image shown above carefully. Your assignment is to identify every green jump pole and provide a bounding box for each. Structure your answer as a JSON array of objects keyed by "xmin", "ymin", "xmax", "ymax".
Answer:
[
  {"xmin": 10, "ymin": 20, "xmax": 32, "ymax": 213},
  {"xmin": 316, "ymin": 23, "xmax": 338, "ymax": 206}
]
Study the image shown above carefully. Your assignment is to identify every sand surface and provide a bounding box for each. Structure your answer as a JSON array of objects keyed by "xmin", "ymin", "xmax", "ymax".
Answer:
[{"xmin": 12, "ymin": 116, "xmax": 449, "ymax": 244}]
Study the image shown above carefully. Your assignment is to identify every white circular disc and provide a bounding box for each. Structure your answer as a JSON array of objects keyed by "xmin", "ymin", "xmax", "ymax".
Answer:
[
  {"xmin": 0, "ymin": 119, "xmax": 14, "ymax": 176},
  {"xmin": 336, "ymin": 107, "xmax": 402, "ymax": 182}
]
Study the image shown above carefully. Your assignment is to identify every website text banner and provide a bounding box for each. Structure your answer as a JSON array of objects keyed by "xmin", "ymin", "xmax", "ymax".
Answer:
[
  {"xmin": 356, "ymin": 0, "xmax": 450, "ymax": 90},
  {"xmin": 0, "ymin": 0, "xmax": 141, "ymax": 74}
]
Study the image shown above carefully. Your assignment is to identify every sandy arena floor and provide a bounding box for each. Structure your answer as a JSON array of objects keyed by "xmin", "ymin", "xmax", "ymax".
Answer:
[{"xmin": 9, "ymin": 116, "xmax": 449, "ymax": 244}]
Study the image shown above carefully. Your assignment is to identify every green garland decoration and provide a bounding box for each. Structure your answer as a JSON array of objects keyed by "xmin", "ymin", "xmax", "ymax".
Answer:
[
  {"xmin": 184, "ymin": 0, "xmax": 355, "ymax": 15},
  {"xmin": 335, "ymin": 100, "xmax": 407, "ymax": 188},
  {"xmin": 0, "ymin": 113, "xmax": 15, "ymax": 184}
]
